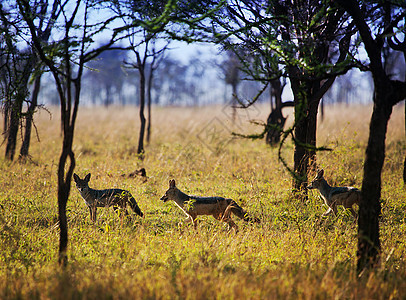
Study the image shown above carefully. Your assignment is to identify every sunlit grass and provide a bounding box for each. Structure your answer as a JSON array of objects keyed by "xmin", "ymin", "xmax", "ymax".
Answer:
[{"xmin": 0, "ymin": 103, "xmax": 405, "ymax": 299}]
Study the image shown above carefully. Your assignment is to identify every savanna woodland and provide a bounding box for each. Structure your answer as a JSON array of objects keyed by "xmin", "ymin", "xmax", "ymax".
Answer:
[{"xmin": 1, "ymin": 0, "xmax": 405, "ymax": 299}]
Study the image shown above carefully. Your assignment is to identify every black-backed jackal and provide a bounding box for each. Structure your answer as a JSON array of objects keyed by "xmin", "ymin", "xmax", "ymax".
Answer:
[
  {"xmin": 307, "ymin": 169, "xmax": 361, "ymax": 218},
  {"xmin": 160, "ymin": 179, "xmax": 259, "ymax": 230},
  {"xmin": 73, "ymin": 173, "xmax": 143, "ymax": 222}
]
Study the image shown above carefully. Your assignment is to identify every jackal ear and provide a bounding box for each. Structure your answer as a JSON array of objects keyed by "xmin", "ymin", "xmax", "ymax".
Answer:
[
  {"xmin": 73, "ymin": 173, "xmax": 79, "ymax": 183},
  {"xmin": 85, "ymin": 173, "xmax": 91, "ymax": 182},
  {"xmin": 317, "ymin": 169, "xmax": 324, "ymax": 178},
  {"xmin": 169, "ymin": 179, "xmax": 176, "ymax": 188}
]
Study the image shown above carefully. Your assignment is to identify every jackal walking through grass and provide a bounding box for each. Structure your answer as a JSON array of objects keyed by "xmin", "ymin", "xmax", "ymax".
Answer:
[
  {"xmin": 160, "ymin": 179, "xmax": 260, "ymax": 231},
  {"xmin": 73, "ymin": 173, "xmax": 143, "ymax": 222},
  {"xmin": 307, "ymin": 169, "xmax": 360, "ymax": 218}
]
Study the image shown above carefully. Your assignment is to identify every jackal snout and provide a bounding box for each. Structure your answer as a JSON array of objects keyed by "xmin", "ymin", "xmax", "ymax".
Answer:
[{"xmin": 160, "ymin": 179, "xmax": 177, "ymax": 202}]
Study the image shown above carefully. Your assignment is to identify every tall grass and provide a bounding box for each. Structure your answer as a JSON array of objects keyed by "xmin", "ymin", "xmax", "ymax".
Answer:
[{"xmin": 0, "ymin": 103, "xmax": 405, "ymax": 299}]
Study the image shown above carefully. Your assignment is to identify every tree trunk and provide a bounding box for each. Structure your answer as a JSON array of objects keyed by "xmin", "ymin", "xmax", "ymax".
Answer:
[
  {"xmin": 404, "ymin": 93, "xmax": 406, "ymax": 185},
  {"xmin": 3, "ymin": 97, "xmax": 10, "ymax": 139},
  {"xmin": 5, "ymin": 91, "xmax": 24, "ymax": 160},
  {"xmin": 19, "ymin": 75, "xmax": 41, "ymax": 159},
  {"xmin": 56, "ymin": 76, "xmax": 80, "ymax": 267},
  {"xmin": 146, "ymin": 66, "xmax": 153, "ymax": 144},
  {"xmin": 231, "ymin": 83, "xmax": 237, "ymax": 123},
  {"xmin": 137, "ymin": 65, "xmax": 146, "ymax": 158},
  {"xmin": 357, "ymin": 99, "xmax": 391, "ymax": 272},
  {"xmin": 320, "ymin": 99, "xmax": 325, "ymax": 122},
  {"xmin": 4, "ymin": 53, "xmax": 34, "ymax": 161},
  {"xmin": 293, "ymin": 104, "xmax": 309, "ymax": 193},
  {"xmin": 292, "ymin": 92, "xmax": 320, "ymax": 198},
  {"xmin": 57, "ymin": 131, "xmax": 75, "ymax": 267},
  {"xmin": 266, "ymin": 79, "xmax": 288, "ymax": 145},
  {"xmin": 265, "ymin": 108, "xmax": 286, "ymax": 145}
]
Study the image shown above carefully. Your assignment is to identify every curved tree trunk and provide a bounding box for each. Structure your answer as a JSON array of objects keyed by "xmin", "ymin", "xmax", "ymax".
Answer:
[{"xmin": 57, "ymin": 76, "xmax": 80, "ymax": 267}]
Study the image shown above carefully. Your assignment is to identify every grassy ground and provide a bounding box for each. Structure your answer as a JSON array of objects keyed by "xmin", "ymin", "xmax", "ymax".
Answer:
[{"xmin": 0, "ymin": 103, "xmax": 405, "ymax": 299}]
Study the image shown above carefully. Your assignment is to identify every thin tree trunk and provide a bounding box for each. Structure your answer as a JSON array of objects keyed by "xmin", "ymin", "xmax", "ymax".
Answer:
[
  {"xmin": 5, "ymin": 91, "xmax": 24, "ymax": 160},
  {"xmin": 146, "ymin": 66, "xmax": 153, "ymax": 144},
  {"xmin": 231, "ymin": 83, "xmax": 237, "ymax": 123},
  {"xmin": 137, "ymin": 63, "xmax": 146, "ymax": 158},
  {"xmin": 19, "ymin": 75, "xmax": 41, "ymax": 159},
  {"xmin": 56, "ymin": 77, "xmax": 80, "ymax": 267},
  {"xmin": 266, "ymin": 79, "xmax": 290, "ymax": 145},
  {"xmin": 3, "ymin": 97, "xmax": 10, "ymax": 139}
]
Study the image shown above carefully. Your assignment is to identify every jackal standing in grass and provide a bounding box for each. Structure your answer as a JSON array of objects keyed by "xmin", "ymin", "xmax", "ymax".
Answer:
[
  {"xmin": 73, "ymin": 173, "xmax": 143, "ymax": 222},
  {"xmin": 160, "ymin": 179, "xmax": 259, "ymax": 230},
  {"xmin": 307, "ymin": 169, "xmax": 361, "ymax": 218}
]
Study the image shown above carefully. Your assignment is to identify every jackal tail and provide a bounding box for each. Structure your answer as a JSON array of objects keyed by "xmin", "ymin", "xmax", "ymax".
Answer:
[
  {"xmin": 129, "ymin": 196, "xmax": 144, "ymax": 217},
  {"xmin": 228, "ymin": 201, "xmax": 260, "ymax": 223}
]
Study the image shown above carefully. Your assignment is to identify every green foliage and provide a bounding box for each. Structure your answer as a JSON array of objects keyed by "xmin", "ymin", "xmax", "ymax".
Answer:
[{"xmin": 0, "ymin": 105, "xmax": 405, "ymax": 298}]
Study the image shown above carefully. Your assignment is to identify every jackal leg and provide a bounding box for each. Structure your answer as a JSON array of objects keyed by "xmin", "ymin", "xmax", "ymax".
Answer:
[
  {"xmin": 331, "ymin": 202, "xmax": 338, "ymax": 215},
  {"xmin": 89, "ymin": 206, "xmax": 97, "ymax": 222},
  {"xmin": 322, "ymin": 207, "xmax": 333, "ymax": 216},
  {"xmin": 219, "ymin": 209, "xmax": 238, "ymax": 232},
  {"xmin": 226, "ymin": 219, "xmax": 238, "ymax": 232},
  {"xmin": 348, "ymin": 207, "xmax": 357, "ymax": 218},
  {"xmin": 179, "ymin": 214, "xmax": 197, "ymax": 229}
]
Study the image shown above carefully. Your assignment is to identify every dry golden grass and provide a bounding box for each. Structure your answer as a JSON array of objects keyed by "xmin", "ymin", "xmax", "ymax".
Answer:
[{"xmin": 0, "ymin": 103, "xmax": 405, "ymax": 299}]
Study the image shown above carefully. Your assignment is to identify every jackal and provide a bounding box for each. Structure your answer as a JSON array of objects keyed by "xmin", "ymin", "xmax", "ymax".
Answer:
[
  {"xmin": 160, "ymin": 179, "xmax": 259, "ymax": 230},
  {"xmin": 307, "ymin": 169, "xmax": 361, "ymax": 218},
  {"xmin": 73, "ymin": 173, "xmax": 143, "ymax": 222}
]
